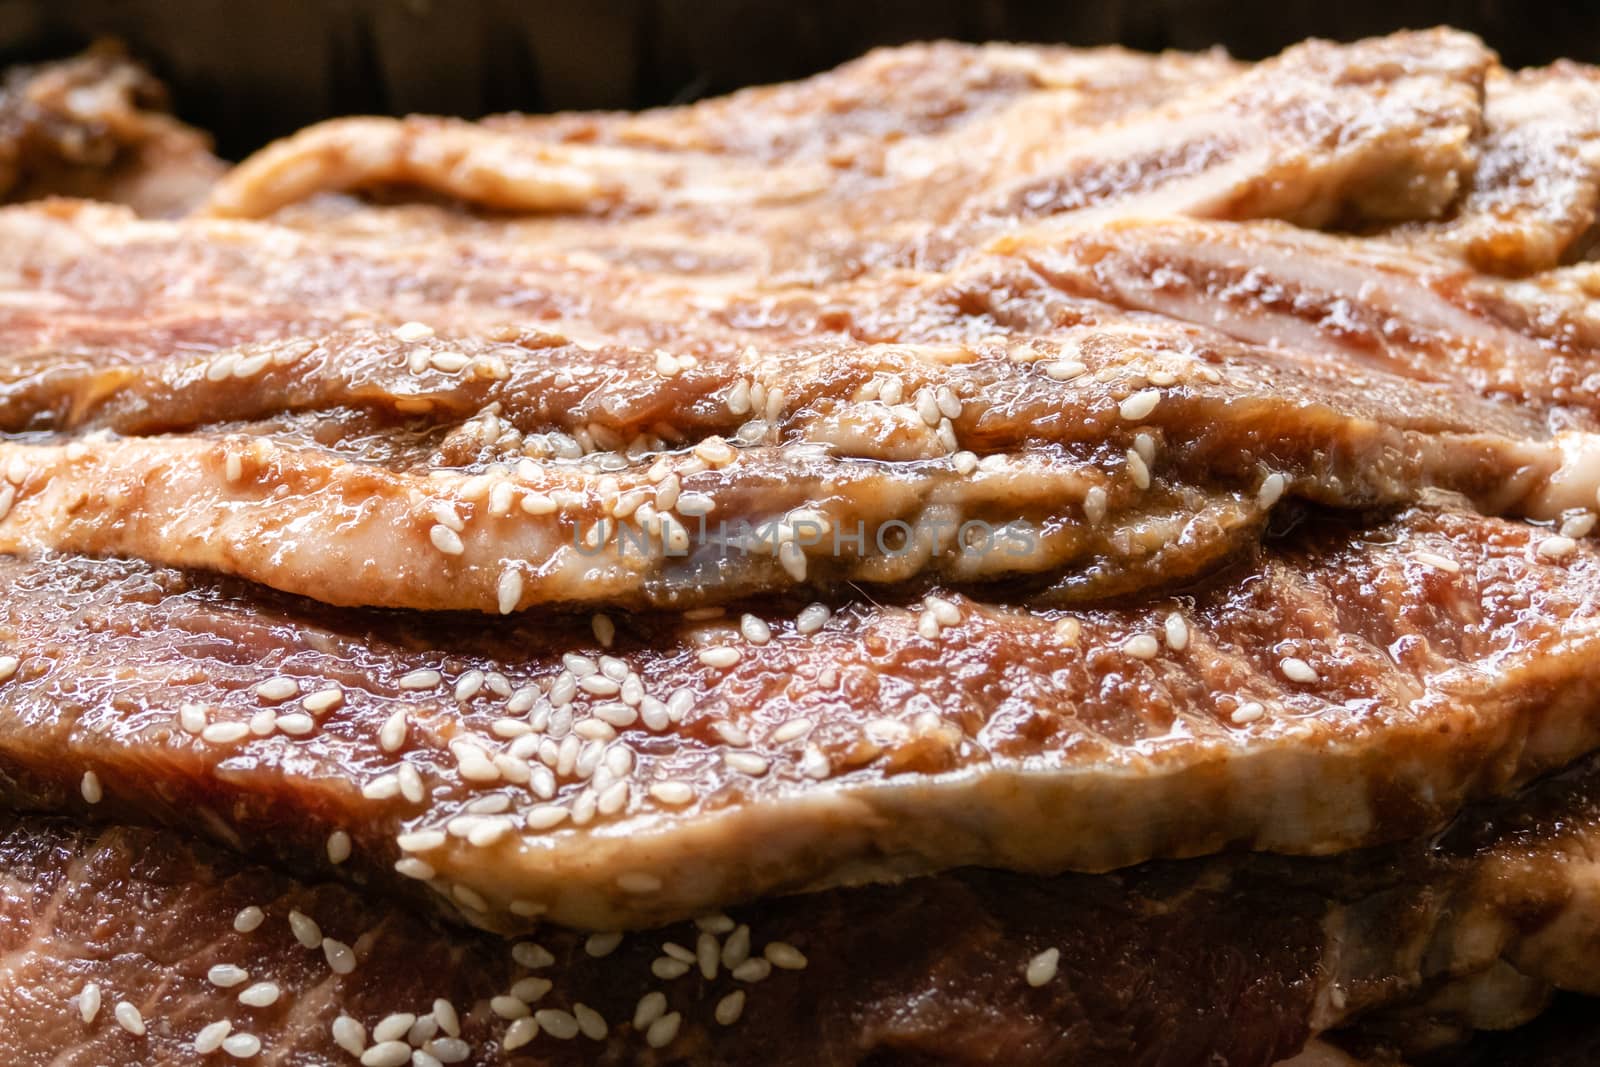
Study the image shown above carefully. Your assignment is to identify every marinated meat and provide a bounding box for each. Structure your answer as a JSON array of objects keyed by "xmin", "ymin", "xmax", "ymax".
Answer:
[
  {"xmin": 1401, "ymin": 63, "xmax": 1600, "ymax": 275},
  {"xmin": 0, "ymin": 46, "xmax": 222, "ymax": 216},
  {"xmin": 204, "ymin": 31, "xmax": 1490, "ymax": 273},
  {"xmin": 5, "ymin": 27, "xmax": 1600, "ymax": 1063},
  {"xmin": 5, "ymin": 507, "xmax": 1600, "ymax": 931},
  {"xmin": 12, "ymin": 750, "xmax": 1600, "ymax": 1065},
  {"xmin": 1011, "ymin": 216, "xmax": 1600, "ymax": 430}
]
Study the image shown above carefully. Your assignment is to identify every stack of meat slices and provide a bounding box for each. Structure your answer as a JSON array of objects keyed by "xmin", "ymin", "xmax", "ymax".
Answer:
[{"xmin": 4, "ymin": 27, "xmax": 1600, "ymax": 1065}]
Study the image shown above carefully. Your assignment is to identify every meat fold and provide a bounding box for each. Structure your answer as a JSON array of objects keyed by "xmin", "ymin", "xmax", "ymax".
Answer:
[
  {"xmin": 203, "ymin": 29, "xmax": 1489, "ymax": 259},
  {"xmin": 0, "ymin": 302, "xmax": 1581, "ymax": 611},
  {"xmin": 1011, "ymin": 216, "xmax": 1600, "ymax": 435},
  {"xmin": 4, "ymin": 507, "xmax": 1600, "ymax": 931},
  {"xmin": 1398, "ymin": 63, "xmax": 1600, "ymax": 275},
  {"xmin": 12, "ymin": 749, "xmax": 1600, "ymax": 1065}
]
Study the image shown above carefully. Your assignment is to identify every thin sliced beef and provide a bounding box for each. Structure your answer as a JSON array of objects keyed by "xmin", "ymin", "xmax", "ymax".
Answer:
[
  {"xmin": 203, "ymin": 31, "xmax": 1489, "ymax": 266},
  {"xmin": 13, "ymin": 751, "xmax": 1600, "ymax": 1065},
  {"xmin": 1013, "ymin": 217, "xmax": 1600, "ymax": 433},
  {"xmin": 0, "ymin": 46, "xmax": 222, "ymax": 216},
  {"xmin": 5, "ymin": 509, "xmax": 1600, "ymax": 930},
  {"xmin": 1400, "ymin": 63, "xmax": 1600, "ymax": 276},
  {"xmin": 0, "ymin": 301, "xmax": 1582, "ymax": 610}
]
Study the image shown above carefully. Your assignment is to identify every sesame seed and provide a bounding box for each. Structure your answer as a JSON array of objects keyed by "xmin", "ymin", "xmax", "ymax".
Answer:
[
  {"xmin": 634, "ymin": 991, "xmax": 667, "ymax": 1029},
  {"xmin": 233, "ymin": 906, "xmax": 265, "ymax": 933},
  {"xmin": 652, "ymin": 957, "xmax": 691, "ymax": 980},
  {"xmin": 1539, "ymin": 535, "xmax": 1578, "ymax": 560},
  {"xmin": 1164, "ymin": 612, "xmax": 1189, "ymax": 651},
  {"xmin": 287, "ymin": 910, "xmax": 322, "ymax": 948},
  {"xmin": 1231, "ymin": 702, "xmax": 1266, "ymax": 725},
  {"xmin": 254, "ymin": 677, "xmax": 298, "ymax": 702},
  {"xmin": 80, "ymin": 770, "xmax": 102, "ymax": 804},
  {"xmin": 1026, "ymin": 947, "xmax": 1061, "ymax": 986},
  {"xmin": 378, "ymin": 710, "xmax": 408, "ymax": 752},
  {"xmin": 221, "ymin": 1033, "xmax": 261, "ymax": 1059},
  {"xmin": 433, "ymin": 999, "xmax": 462, "ymax": 1038},
  {"xmin": 713, "ymin": 720, "xmax": 751, "ymax": 746},
  {"xmin": 1043, "ymin": 360, "xmax": 1086, "ymax": 381},
  {"xmin": 771, "ymin": 717, "xmax": 813, "ymax": 743},
  {"xmin": 492, "ymin": 995, "xmax": 530, "ymax": 1020},
  {"xmin": 362, "ymin": 773, "xmax": 401, "ymax": 800},
  {"xmin": 574, "ymin": 1003, "xmax": 608, "ymax": 1041},
  {"xmin": 1083, "ymin": 485, "xmax": 1108, "ymax": 524},
  {"xmin": 249, "ymin": 709, "xmax": 277, "ymax": 736},
  {"xmin": 697, "ymin": 931, "xmax": 721, "ymax": 979},
  {"xmin": 179, "ymin": 703, "xmax": 207, "ymax": 733},
  {"xmin": 925, "ymin": 596, "xmax": 962, "ymax": 626},
  {"xmin": 521, "ymin": 490, "xmax": 557, "ymax": 516},
  {"xmin": 398, "ymin": 763, "xmax": 426, "ymax": 803},
  {"xmin": 778, "ymin": 540, "xmax": 807, "ymax": 580},
  {"xmin": 619, "ymin": 871, "xmax": 664, "ymax": 894},
  {"xmin": 360, "ymin": 1041, "xmax": 412, "ymax": 1067},
  {"xmin": 724, "ymin": 752, "xmax": 770, "ymax": 776},
  {"xmin": 1122, "ymin": 634, "xmax": 1159, "ymax": 660},
  {"xmin": 698, "ymin": 646, "xmax": 741, "ymax": 669},
  {"xmin": 649, "ymin": 780, "xmax": 695, "ymax": 806},
  {"xmin": 512, "ymin": 941, "xmax": 555, "ymax": 969},
  {"xmin": 1415, "ymin": 551, "xmax": 1461, "ymax": 574},
  {"xmin": 1119, "ymin": 389, "xmax": 1160, "ymax": 421},
  {"xmin": 114, "ymin": 1001, "xmax": 145, "ymax": 1036},
  {"xmin": 414, "ymin": 1050, "xmax": 444, "ymax": 1067},
  {"xmin": 429, "ymin": 525, "xmax": 465, "ymax": 555},
  {"xmin": 1562, "ymin": 513, "xmax": 1597, "ymax": 539},
  {"xmin": 512, "ymin": 976, "xmax": 553, "ymax": 1004},
  {"xmin": 398, "ymin": 828, "xmax": 448, "ymax": 853},
  {"xmin": 1280, "ymin": 657, "xmax": 1319, "ymax": 684},
  {"xmin": 373, "ymin": 1014, "xmax": 416, "ymax": 1043},
  {"xmin": 195, "ymin": 1020, "xmax": 233, "ymax": 1054},
  {"xmin": 1258, "ymin": 472, "xmax": 1287, "ymax": 509},
  {"xmin": 1125, "ymin": 449, "xmax": 1151, "ymax": 490},
  {"xmin": 276, "ymin": 712, "xmax": 315, "ymax": 736},
  {"xmin": 455, "ymin": 671, "xmax": 485, "ymax": 703},
  {"xmin": 721, "ymin": 924, "xmax": 751, "ymax": 968},
  {"xmin": 332, "ymin": 1016, "xmax": 367, "ymax": 1057},
  {"xmin": 765, "ymin": 941, "xmax": 808, "ymax": 970},
  {"xmin": 715, "ymin": 990, "xmax": 746, "ymax": 1026},
  {"xmin": 495, "ymin": 566, "xmax": 523, "ymax": 616},
  {"xmin": 732, "ymin": 958, "xmax": 772, "ymax": 982},
  {"xmin": 502, "ymin": 1017, "xmax": 538, "ymax": 1051},
  {"xmin": 393, "ymin": 321, "xmax": 435, "ymax": 342},
  {"xmin": 224, "ymin": 452, "xmax": 243, "ymax": 483},
  {"xmin": 326, "ymin": 831, "xmax": 352, "ymax": 865},
  {"xmin": 238, "ymin": 982, "xmax": 280, "ymax": 1008},
  {"xmin": 579, "ymin": 674, "xmax": 621, "ymax": 698},
  {"xmin": 535, "ymin": 1009, "xmax": 580, "ymax": 1041},
  {"xmin": 202, "ymin": 721, "xmax": 251, "ymax": 744},
  {"xmin": 796, "ymin": 603, "xmax": 831, "ymax": 634},
  {"xmin": 78, "ymin": 982, "xmax": 101, "ymax": 1023},
  {"xmin": 302, "ymin": 686, "xmax": 344, "ymax": 715},
  {"xmin": 427, "ymin": 1036, "xmax": 470, "ymax": 1065},
  {"xmin": 398, "ymin": 669, "xmax": 442, "ymax": 691},
  {"xmin": 645, "ymin": 1012, "xmax": 682, "ymax": 1049},
  {"xmin": 395, "ymin": 857, "xmax": 436, "ymax": 881},
  {"xmin": 740, "ymin": 614, "xmax": 772, "ymax": 645},
  {"xmin": 209, "ymin": 963, "xmax": 249, "ymax": 988}
]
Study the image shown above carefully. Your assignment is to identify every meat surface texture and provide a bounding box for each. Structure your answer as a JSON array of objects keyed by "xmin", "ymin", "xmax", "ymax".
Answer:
[
  {"xmin": 6, "ymin": 25, "xmax": 1600, "ymax": 1064},
  {"xmin": 0, "ymin": 45, "xmax": 223, "ymax": 216},
  {"xmin": 5, "ymin": 508, "xmax": 1600, "ymax": 932},
  {"xmin": 10, "ymin": 753, "xmax": 1600, "ymax": 1066}
]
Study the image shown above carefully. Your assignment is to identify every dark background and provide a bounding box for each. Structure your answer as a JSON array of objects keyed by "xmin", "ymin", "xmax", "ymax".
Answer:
[{"xmin": 2, "ymin": 0, "xmax": 1599, "ymax": 157}]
